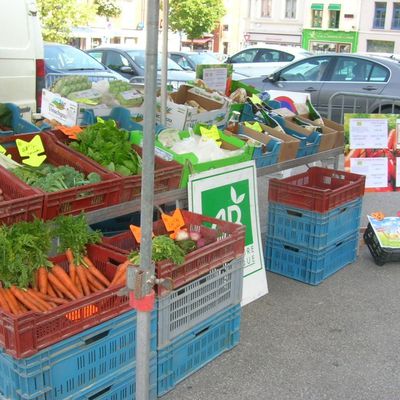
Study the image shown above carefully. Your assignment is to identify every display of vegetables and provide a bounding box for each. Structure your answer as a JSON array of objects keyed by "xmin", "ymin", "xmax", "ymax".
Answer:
[
  {"xmin": 11, "ymin": 164, "xmax": 101, "ymax": 192},
  {"xmin": 0, "ymin": 215, "xmax": 117, "ymax": 315},
  {"xmin": 51, "ymin": 76, "xmax": 92, "ymax": 97},
  {"xmin": 70, "ymin": 120, "xmax": 142, "ymax": 176}
]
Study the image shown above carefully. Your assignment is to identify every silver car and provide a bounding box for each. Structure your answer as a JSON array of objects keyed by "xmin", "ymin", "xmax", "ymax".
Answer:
[{"xmin": 240, "ymin": 54, "xmax": 400, "ymax": 122}]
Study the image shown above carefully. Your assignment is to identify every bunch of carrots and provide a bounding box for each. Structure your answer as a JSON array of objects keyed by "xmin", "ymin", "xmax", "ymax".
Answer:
[{"xmin": 0, "ymin": 215, "xmax": 128, "ymax": 316}]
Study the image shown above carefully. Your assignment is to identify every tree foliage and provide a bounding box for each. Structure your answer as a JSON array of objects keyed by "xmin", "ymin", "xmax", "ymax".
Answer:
[
  {"xmin": 94, "ymin": 0, "xmax": 122, "ymax": 20},
  {"xmin": 37, "ymin": 0, "xmax": 94, "ymax": 43},
  {"xmin": 168, "ymin": 0, "xmax": 225, "ymax": 40}
]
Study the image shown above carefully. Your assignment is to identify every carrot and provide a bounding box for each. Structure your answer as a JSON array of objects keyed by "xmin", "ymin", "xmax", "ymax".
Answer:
[
  {"xmin": 83, "ymin": 256, "xmax": 110, "ymax": 287},
  {"xmin": 51, "ymin": 284, "xmax": 64, "ymax": 299},
  {"xmin": 47, "ymin": 282, "xmax": 57, "ymax": 298},
  {"xmin": 3, "ymin": 288, "xmax": 22, "ymax": 315},
  {"xmin": 66, "ymin": 249, "xmax": 77, "ymax": 286},
  {"xmin": 51, "ymin": 265, "xmax": 83, "ymax": 299},
  {"xmin": 0, "ymin": 288, "xmax": 11, "ymax": 313},
  {"xmin": 27, "ymin": 289, "xmax": 53, "ymax": 311},
  {"xmin": 48, "ymin": 272, "xmax": 76, "ymax": 301},
  {"xmin": 110, "ymin": 260, "xmax": 129, "ymax": 286},
  {"xmin": 37, "ymin": 267, "xmax": 48, "ymax": 295},
  {"xmin": 84, "ymin": 268, "xmax": 105, "ymax": 290},
  {"xmin": 75, "ymin": 272, "xmax": 84, "ymax": 296},
  {"xmin": 76, "ymin": 265, "xmax": 91, "ymax": 296},
  {"xmin": 18, "ymin": 302, "xmax": 28, "ymax": 313},
  {"xmin": 10, "ymin": 286, "xmax": 42, "ymax": 313},
  {"xmin": 114, "ymin": 273, "xmax": 127, "ymax": 287},
  {"xmin": 35, "ymin": 291, "xmax": 69, "ymax": 305},
  {"xmin": 88, "ymin": 282, "xmax": 101, "ymax": 293}
]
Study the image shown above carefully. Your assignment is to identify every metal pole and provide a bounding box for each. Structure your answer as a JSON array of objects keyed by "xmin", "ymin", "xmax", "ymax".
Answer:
[
  {"xmin": 136, "ymin": 0, "xmax": 160, "ymax": 399},
  {"xmin": 160, "ymin": 0, "xmax": 169, "ymax": 125}
]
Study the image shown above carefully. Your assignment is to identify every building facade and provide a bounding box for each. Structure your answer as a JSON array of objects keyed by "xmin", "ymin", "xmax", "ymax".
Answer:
[
  {"xmin": 72, "ymin": 0, "xmax": 147, "ymax": 50},
  {"xmin": 302, "ymin": 1, "xmax": 361, "ymax": 53},
  {"xmin": 358, "ymin": 0, "xmax": 400, "ymax": 53},
  {"xmin": 244, "ymin": 0, "xmax": 306, "ymax": 47}
]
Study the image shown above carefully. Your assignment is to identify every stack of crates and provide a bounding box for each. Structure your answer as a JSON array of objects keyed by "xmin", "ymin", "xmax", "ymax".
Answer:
[
  {"xmin": 0, "ymin": 245, "xmax": 158, "ymax": 400},
  {"xmin": 101, "ymin": 210, "xmax": 246, "ymax": 397},
  {"xmin": 265, "ymin": 167, "xmax": 366, "ymax": 285}
]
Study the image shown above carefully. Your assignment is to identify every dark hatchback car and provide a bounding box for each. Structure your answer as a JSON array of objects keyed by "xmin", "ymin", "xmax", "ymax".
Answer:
[{"xmin": 240, "ymin": 53, "xmax": 400, "ymax": 122}]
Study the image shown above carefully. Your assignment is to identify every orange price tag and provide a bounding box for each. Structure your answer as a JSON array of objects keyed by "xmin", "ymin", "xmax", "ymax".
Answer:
[
  {"xmin": 162, "ymin": 209, "xmax": 185, "ymax": 239},
  {"xmin": 371, "ymin": 212, "xmax": 385, "ymax": 221},
  {"xmin": 54, "ymin": 125, "xmax": 82, "ymax": 140},
  {"xmin": 130, "ymin": 225, "xmax": 142, "ymax": 243},
  {"xmin": 130, "ymin": 225, "xmax": 154, "ymax": 243}
]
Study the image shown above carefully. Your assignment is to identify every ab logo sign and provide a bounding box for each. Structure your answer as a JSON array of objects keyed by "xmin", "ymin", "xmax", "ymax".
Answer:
[{"xmin": 188, "ymin": 161, "xmax": 268, "ymax": 305}]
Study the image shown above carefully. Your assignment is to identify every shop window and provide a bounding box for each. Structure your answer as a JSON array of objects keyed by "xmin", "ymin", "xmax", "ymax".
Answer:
[
  {"xmin": 285, "ymin": 0, "xmax": 296, "ymax": 19},
  {"xmin": 312, "ymin": 10, "xmax": 323, "ymax": 27},
  {"xmin": 366, "ymin": 39, "xmax": 394, "ymax": 53},
  {"xmin": 373, "ymin": 2, "xmax": 387, "ymax": 29},
  {"xmin": 392, "ymin": 3, "xmax": 400, "ymax": 29},
  {"xmin": 329, "ymin": 10, "xmax": 340, "ymax": 28},
  {"xmin": 261, "ymin": 0, "xmax": 272, "ymax": 17}
]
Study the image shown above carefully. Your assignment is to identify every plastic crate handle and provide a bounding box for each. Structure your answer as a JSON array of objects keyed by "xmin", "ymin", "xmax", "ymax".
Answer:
[
  {"xmin": 88, "ymin": 385, "xmax": 112, "ymax": 400},
  {"xmin": 283, "ymin": 244, "xmax": 300, "ymax": 253},
  {"xmin": 83, "ymin": 329, "xmax": 111, "ymax": 346},
  {"xmin": 286, "ymin": 209, "xmax": 303, "ymax": 218},
  {"xmin": 194, "ymin": 325, "xmax": 210, "ymax": 338}
]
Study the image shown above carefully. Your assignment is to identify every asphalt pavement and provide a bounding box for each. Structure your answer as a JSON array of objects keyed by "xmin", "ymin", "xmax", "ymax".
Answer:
[{"xmin": 160, "ymin": 191, "xmax": 400, "ymax": 400}]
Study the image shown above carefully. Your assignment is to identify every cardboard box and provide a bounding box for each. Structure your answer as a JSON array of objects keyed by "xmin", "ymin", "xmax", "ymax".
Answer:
[
  {"xmin": 41, "ymin": 89, "xmax": 145, "ymax": 127},
  {"xmin": 159, "ymin": 85, "xmax": 230, "ymax": 130},
  {"xmin": 239, "ymin": 122, "xmax": 300, "ymax": 163}
]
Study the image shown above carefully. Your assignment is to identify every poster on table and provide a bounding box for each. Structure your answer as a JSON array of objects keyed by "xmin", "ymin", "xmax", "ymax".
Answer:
[
  {"xmin": 367, "ymin": 215, "xmax": 400, "ymax": 249},
  {"xmin": 188, "ymin": 161, "xmax": 268, "ymax": 306},
  {"xmin": 344, "ymin": 114, "xmax": 400, "ymax": 192}
]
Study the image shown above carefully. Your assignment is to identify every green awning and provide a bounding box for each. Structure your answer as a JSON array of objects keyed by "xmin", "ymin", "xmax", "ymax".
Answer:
[
  {"xmin": 311, "ymin": 3, "xmax": 324, "ymax": 10},
  {"xmin": 328, "ymin": 4, "xmax": 341, "ymax": 11}
]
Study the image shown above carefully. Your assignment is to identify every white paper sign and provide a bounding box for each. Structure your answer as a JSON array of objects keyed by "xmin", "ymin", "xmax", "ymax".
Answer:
[
  {"xmin": 202, "ymin": 67, "xmax": 228, "ymax": 92},
  {"xmin": 397, "ymin": 157, "xmax": 400, "ymax": 188},
  {"xmin": 350, "ymin": 157, "xmax": 388, "ymax": 188},
  {"xmin": 188, "ymin": 161, "xmax": 268, "ymax": 306},
  {"xmin": 349, "ymin": 118, "xmax": 388, "ymax": 149}
]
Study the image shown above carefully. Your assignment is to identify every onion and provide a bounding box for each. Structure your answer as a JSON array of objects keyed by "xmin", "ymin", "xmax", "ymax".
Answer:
[
  {"xmin": 175, "ymin": 229, "xmax": 189, "ymax": 241},
  {"xmin": 196, "ymin": 238, "xmax": 207, "ymax": 248},
  {"xmin": 189, "ymin": 231, "xmax": 201, "ymax": 241}
]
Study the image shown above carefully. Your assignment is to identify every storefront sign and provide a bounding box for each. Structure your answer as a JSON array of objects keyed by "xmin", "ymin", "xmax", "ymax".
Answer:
[{"xmin": 188, "ymin": 161, "xmax": 268, "ymax": 306}]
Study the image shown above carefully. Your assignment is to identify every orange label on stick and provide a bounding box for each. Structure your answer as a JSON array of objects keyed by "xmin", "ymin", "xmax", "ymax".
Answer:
[
  {"xmin": 130, "ymin": 225, "xmax": 154, "ymax": 243},
  {"xmin": 55, "ymin": 125, "xmax": 82, "ymax": 140},
  {"xmin": 162, "ymin": 209, "xmax": 185, "ymax": 239}
]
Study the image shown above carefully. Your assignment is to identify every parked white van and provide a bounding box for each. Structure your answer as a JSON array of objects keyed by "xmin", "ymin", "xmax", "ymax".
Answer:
[{"xmin": 0, "ymin": 0, "xmax": 44, "ymax": 121}]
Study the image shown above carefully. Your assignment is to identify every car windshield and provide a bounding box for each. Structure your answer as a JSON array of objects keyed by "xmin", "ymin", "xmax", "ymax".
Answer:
[
  {"xmin": 187, "ymin": 52, "xmax": 220, "ymax": 65},
  {"xmin": 126, "ymin": 50, "xmax": 183, "ymax": 71},
  {"xmin": 45, "ymin": 45, "xmax": 106, "ymax": 71}
]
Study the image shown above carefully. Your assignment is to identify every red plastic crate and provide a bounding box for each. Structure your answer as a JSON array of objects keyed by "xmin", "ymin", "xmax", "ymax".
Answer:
[
  {"xmin": 0, "ymin": 133, "xmax": 122, "ymax": 220},
  {"xmin": 0, "ymin": 244, "xmax": 130, "ymax": 359},
  {"xmin": 0, "ymin": 166, "xmax": 43, "ymax": 225},
  {"xmin": 48, "ymin": 129, "xmax": 183, "ymax": 202},
  {"xmin": 268, "ymin": 167, "xmax": 366, "ymax": 213},
  {"xmin": 102, "ymin": 210, "xmax": 246, "ymax": 296}
]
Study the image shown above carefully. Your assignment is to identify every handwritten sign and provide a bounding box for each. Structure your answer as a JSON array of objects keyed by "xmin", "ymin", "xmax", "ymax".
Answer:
[
  {"xmin": 55, "ymin": 125, "xmax": 82, "ymax": 140},
  {"xmin": 16, "ymin": 135, "xmax": 47, "ymax": 167},
  {"xmin": 199, "ymin": 125, "xmax": 221, "ymax": 146},
  {"xmin": 244, "ymin": 121, "xmax": 263, "ymax": 133},
  {"xmin": 0, "ymin": 145, "xmax": 11, "ymax": 158},
  {"xmin": 250, "ymin": 94, "xmax": 263, "ymax": 106},
  {"xmin": 162, "ymin": 209, "xmax": 185, "ymax": 239}
]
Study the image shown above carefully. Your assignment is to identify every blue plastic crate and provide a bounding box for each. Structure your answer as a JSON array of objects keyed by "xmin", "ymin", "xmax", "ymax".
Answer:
[
  {"xmin": 0, "ymin": 103, "xmax": 41, "ymax": 136},
  {"xmin": 267, "ymin": 198, "xmax": 362, "ymax": 250},
  {"xmin": 265, "ymin": 232, "xmax": 359, "ymax": 285},
  {"xmin": 82, "ymin": 107, "xmax": 164, "ymax": 133},
  {"xmin": 272, "ymin": 114, "xmax": 321, "ymax": 157},
  {"xmin": 157, "ymin": 304, "xmax": 241, "ymax": 397},
  {"xmin": 245, "ymin": 135, "xmax": 281, "ymax": 168},
  {"xmin": 0, "ymin": 310, "xmax": 157, "ymax": 400}
]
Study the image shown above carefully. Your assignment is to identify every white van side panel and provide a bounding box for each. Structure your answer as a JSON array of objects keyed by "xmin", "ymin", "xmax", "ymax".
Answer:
[{"xmin": 0, "ymin": 0, "xmax": 43, "ymax": 118}]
